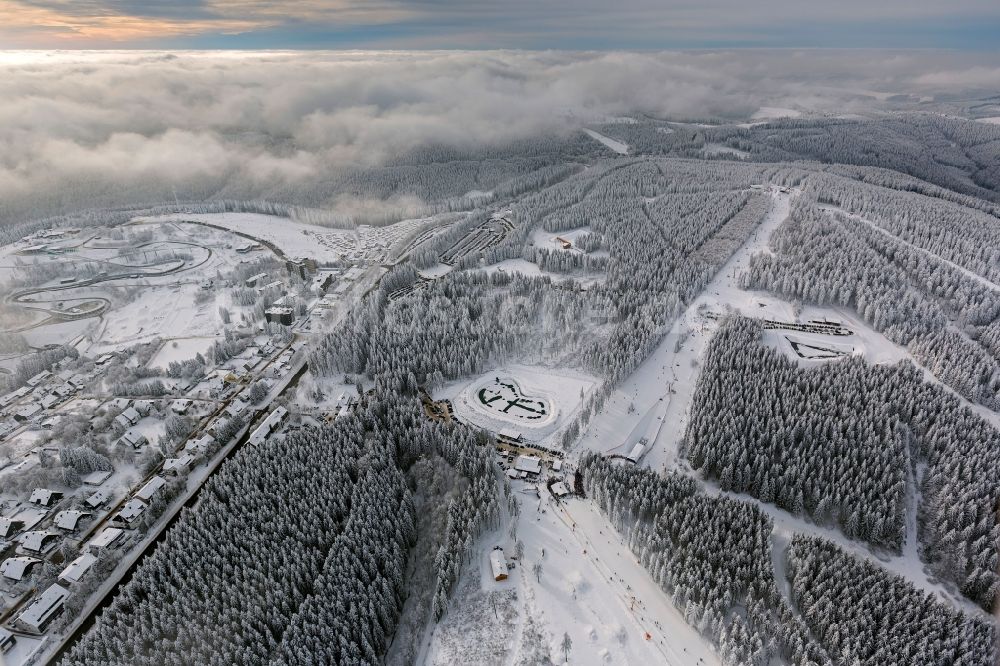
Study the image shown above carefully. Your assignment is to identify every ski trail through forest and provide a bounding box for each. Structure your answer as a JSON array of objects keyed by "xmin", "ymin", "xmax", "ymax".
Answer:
[{"xmin": 820, "ymin": 203, "xmax": 1000, "ymax": 292}]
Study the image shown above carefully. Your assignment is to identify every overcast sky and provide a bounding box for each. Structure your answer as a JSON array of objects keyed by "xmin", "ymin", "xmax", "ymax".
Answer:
[{"xmin": 2, "ymin": 0, "xmax": 1000, "ymax": 49}]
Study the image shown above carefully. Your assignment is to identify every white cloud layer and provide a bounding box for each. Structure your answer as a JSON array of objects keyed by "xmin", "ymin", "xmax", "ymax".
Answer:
[{"xmin": 0, "ymin": 50, "xmax": 998, "ymax": 222}]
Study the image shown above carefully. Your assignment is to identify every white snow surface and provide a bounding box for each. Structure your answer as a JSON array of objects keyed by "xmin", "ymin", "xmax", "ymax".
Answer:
[
  {"xmin": 428, "ymin": 490, "xmax": 720, "ymax": 666},
  {"xmin": 417, "ymin": 263, "xmax": 454, "ymax": 279},
  {"xmin": 529, "ymin": 226, "xmax": 592, "ymax": 252},
  {"xmin": 147, "ymin": 336, "xmax": 217, "ymax": 369},
  {"xmin": 442, "ymin": 365, "xmax": 598, "ymax": 445},
  {"xmin": 703, "ymin": 142, "xmax": 749, "ymax": 159},
  {"xmin": 477, "ymin": 258, "xmax": 605, "ymax": 288},
  {"xmin": 582, "ymin": 129, "xmax": 629, "ymax": 155},
  {"xmin": 136, "ymin": 212, "xmax": 353, "ymax": 263}
]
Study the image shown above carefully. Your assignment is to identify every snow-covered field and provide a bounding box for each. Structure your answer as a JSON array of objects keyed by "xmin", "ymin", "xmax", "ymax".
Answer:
[
  {"xmin": 137, "ymin": 211, "xmax": 435, "ymax": 264},
  {"xmin": 20, "ymin": 318, "xmax": 95, "ymax": 349},
  {"xmin": 147, "ymin": 336, "xmax": 217, "ymax": 369},
  {"xmin": 442, "ymin": 366, "xmax": 598, "ymax": 444},
  {"xmin": 703, "ymin": 142, "xmax": 749, "ymax": 159},
  {"xmin": 137, "ymin": 212, "xmax": 354, "ymax": 263},
  {"xmin": 417, "ymin": 263, "xmax": 454, "ymax": 279},
  {"xmin": 477, "ymin": 259, "xmax": 605, "ymax": 288},
  {"xmin": 88, "ymin": 282, "xmax": 223, "ymax": 354},
  {"xmin": 0, "ymin": 222, "xmax": 258, "ymax": 358},
  {"xmin": 529, "ymin": 226, "xmax": 591, "ymax": 251},
  {"xmin": 429, "ymin": 490, "xmax": 720, "ymax": 666}
]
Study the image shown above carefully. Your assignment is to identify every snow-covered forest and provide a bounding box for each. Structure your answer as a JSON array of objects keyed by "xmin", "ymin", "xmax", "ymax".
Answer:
[
  {"xmin": 11, "ymin": 88, "xmax": 999, "ymax": 666},
  {"xmin": 745, "ymin": 195, "xmax": 1000, "ymax": 407},
  {"xmin": 684, "ymin": 317, "xmax": 1000, "ymax": 609},
  {"xmin": 581, "ymin": 455, "xmax": 997, "ymax": 666},
  {"xmin": 60, "ymin": 395, "xmax": 500, "ymax": 665}
]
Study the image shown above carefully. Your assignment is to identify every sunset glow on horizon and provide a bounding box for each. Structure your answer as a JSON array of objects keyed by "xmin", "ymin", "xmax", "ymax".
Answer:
[{"xmin": 1, "ymin": 0, "xmax": 999, "ymax": 49}]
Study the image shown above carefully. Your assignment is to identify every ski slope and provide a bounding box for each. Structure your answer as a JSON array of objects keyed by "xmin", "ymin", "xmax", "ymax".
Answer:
[{"xmin": 582, "ymin": 129, "xmax": 629, "ymax": 155}]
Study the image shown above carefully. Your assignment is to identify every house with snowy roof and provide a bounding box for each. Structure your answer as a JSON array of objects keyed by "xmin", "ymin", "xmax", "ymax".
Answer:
[
  {"xmin": 0, "ymin": 556, "xmax": 40, "ymax": 581},
  {"xmin": 28, "ymin": 488, "xmax": 62, "ymax": 507},
  {"xmin": 54, "ymin": 510, "xmax": 91, "ymax": 531},
  {"xmin": 59, "ymin": 552, "xmax": 98, "ymax": 585},
  {"xmin": 15, "ymin": 583, "xmax": 70, "ymax": 634}
]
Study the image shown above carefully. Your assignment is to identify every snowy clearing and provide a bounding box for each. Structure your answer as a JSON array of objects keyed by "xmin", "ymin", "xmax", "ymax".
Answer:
[
  {"xmin": 582, "ymin": 129, "xmax": 629, "ymax": 155},
  {"xmin": 444, "ymin": 365, "xmax": 598, "ymax": 444},
  {"xmin": 703, "ymin": 142, "xmax": 749, "ymax": 159},
  {"xmin": 477, "ymin": 258, "xmax": 605, "ymax": 288},
  {"xmin": 147, "ymin": 336, "xmax": 217, "ymax": 369},
  {"xmin": 417, "ymin": 263, "xmax": 454, "ymax": 279}
]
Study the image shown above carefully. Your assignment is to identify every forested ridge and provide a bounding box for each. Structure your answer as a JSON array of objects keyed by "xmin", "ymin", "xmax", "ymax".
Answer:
[{"xmin": 590, "ymin": 113, "xmax": 1000, "ymax": 203}]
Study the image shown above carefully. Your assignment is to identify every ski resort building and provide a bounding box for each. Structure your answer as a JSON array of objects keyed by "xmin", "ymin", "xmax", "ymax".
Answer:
[
  {"xmin": 550, "ymin": 481, "xmax": 570, "ymax": 498},
  {"xmin": 85, "ymin": 488, "xmax": 112, "ymax": 509},
  {"xmin": 25, "ymin": 371, "xmax": 51, "ymax": 387},
  {"xmin": 264, "ymin": 306, "xmax": 295, "ymax": 325},
  {"xmin": 114, "ymin": 499, "xmax": 147, "ymax": 525},
  {"xmin": 88, "ymin": 527, "xmax": 124, "ymax": 552},
  {"xmin": 163, "ymin": 453, "xmax": 195, "ymax": 476},
  {"xmin": 54, "ymin": 510, "xmax": 91, "ymax": 531},
  {"xmin": 0, "ymin": 517, "xmax": 24, "ymax": 539},
  {"xmin": 185, "ymin": 433, "xmax": 215, "ymax": 455},
  {"xmin": 247, "ymin": 406, "xmax": 288, "ymax": 446},
  {"xmin": 114, "ymin": 406, "xmax": 141, "ymax": 429},
  {"xmin": 28, "ymin": 488, "xmax": 62, "ymax": 507},
  {"xmin": 13, "ymin": 403, "xmax": 42, "ymax": 422},
  {"xmin": 135, "ymin": 476, "xmax": 167, "ymax": 502},
  {"xmin": 82, "ymin": 469, "xmax": 112, "ymax": 486},
  {"xmin": 170, "ymin": 399, "xmax": 193, "ymax": 415},
  {"xmin": 513, "ymin": 455, "xmax": 541, "ymax": 476},
  {"xmin": 18, "ymin": 531, "xmax": 59, "ymax": 554}
]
